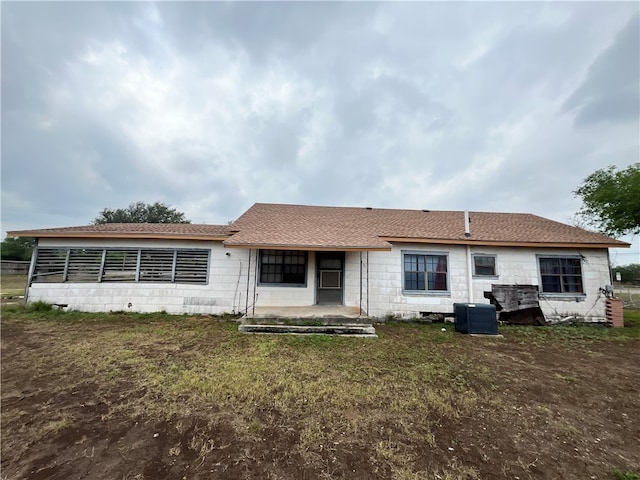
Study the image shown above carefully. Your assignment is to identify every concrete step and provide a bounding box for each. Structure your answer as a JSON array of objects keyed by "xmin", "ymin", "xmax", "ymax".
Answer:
[
  {"xmin": 238, "ymin": 323, "xmax": 377, "ymax": 337},
  {"xmin": 249, "ymin": 305, "xmax": 364, "ymax": 319},
  {"xmin": 243, "ymin": 316, "xmax": 373, "ymax": 326}
]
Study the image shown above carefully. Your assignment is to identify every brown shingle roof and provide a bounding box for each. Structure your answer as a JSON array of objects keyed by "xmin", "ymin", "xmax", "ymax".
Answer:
[
  {"xmin": 8, "ymin": 204, "xmax": 629, "ymax": 249},
  {"xmin": 225, "ymin": 203, "xmax": 629, "ymax": 250},
  {"xmin": 8, "ymin": 223, "xmax": 232, "ymax": 241}
]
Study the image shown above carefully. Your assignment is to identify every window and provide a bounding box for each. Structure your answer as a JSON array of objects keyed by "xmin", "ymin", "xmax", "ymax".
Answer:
[
  {"xmin": 30, "ymin": 247, "xmax": 210, "ymax": 284},
  {"xmin": 103, "ymin": 249, "xmax": 138, "ymax": 282},
  {"xmin": 538, "ymin": 256, "xmax": 583, "ymax": 294},
  {"xmin": 259, "ymin": 250, "xmax": 307, "ymax": 285},
  {"xmin": 403, "ymin": 253, "xmax": 448, "ymax": 292},
  {"xmin": 139, "ymin": 249, "xmax": 174, "ymax": 282},
  {"xmin": 473, "ymin": 254, "xmax": 497, "ymax": 277},
  {"xmin": 32, "ymin": 248, "xmax": 67, "ymax": 283},
  {"xmin": 320, "ymin": 271, "xmax": 341, "ymax": 289},
  {"xmin": 67, "ymin": 248, "xmax": 103, "ymax": 282},
  {"xmin": 175, "ymin": 250, "xmax": 210, "ymax": 284}
]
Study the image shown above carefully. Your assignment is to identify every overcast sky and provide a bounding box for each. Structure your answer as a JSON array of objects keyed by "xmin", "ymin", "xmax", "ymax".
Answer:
[{"xmin": 2, "ymin": 1, "xmax": 639, "ymax": 264}]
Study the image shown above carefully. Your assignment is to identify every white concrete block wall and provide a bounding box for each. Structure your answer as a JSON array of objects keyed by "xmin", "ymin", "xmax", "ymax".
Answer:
[
  {"xmin": 254, "ymin": 252, "xmax": 317, "ymax": 307},
  {"xmin": 253, "ymin": 251, "xmax": 365, "ymax": 309},
  {"xmin": 28, "ymin": 239, "xmax": 251, "ymax": 315},
  {"xmin": 344, "ymin": 251, "xmax": 365, "ymax": 311},
  {"xmin": 362, "ymin": 244, "xmax": 611, "ymax": 322},
  {"xmin": 28, "ymin": 238, "xmax": 612, "ymax": 322},
  {"xmin": 465, "ymin": 246, "xmax": 610, "ymax": 322},
  {"xmin": 365, "ymin": 244, "xmax": 470, "ymax": 318}
]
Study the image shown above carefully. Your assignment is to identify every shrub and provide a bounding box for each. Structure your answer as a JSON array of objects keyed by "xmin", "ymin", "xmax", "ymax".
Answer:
[
  {"xmin": 29, "ymin": 301, "xmax": 54, "ymax": 312},
  {"xmin": 612, "ymin": 470, "xmax": 640, "ymax": 480}
]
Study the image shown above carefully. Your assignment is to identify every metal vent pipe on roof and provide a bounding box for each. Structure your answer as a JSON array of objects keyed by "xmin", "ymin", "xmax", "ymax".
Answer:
[{"xmin": 464, "ymin": 210, "xmax": 471, "ymax": 237}]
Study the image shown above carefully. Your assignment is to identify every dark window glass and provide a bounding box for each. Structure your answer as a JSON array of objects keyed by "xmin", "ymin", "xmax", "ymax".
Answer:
[
  {"xmin": 404, "ymin": 254, "xmax": 448, "ymax": 291},
  {"xmin": 474, "ymin": 255, "xmax": 496, "ymax": 276},
  {"xmin": 260, "ymin": 250, "xmax": 306, "ymax": 284},
  {"xmin": 539, "ymin": 257, "xmax": 583, "ymax": 294}
]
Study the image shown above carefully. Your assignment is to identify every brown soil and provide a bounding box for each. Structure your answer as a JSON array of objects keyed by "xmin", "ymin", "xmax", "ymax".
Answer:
[{"xmin": 2, "ymin": 318, "xmax": 639, "ymax": 480}]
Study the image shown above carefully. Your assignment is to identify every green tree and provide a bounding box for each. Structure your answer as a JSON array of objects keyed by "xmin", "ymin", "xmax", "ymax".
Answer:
[
  {"xmin": 93, "ymin": 201, "xmax": 191, "ymax": 224},
  {"xmin": 574, "ymin": 163, "xmax": 640, "ymax": 237},
  {"xmin": 612, "ymin": 263, "xmax": 640, "ymax": 283},
  {"xmin": 1, "ymin": 236, "xmax": 35, "ymax": 261}
]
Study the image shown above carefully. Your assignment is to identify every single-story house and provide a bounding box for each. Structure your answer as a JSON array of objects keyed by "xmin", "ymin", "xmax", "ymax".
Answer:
[{"xmin": 8, "ymin": 203, "xmax": 629, "ymax": 323}]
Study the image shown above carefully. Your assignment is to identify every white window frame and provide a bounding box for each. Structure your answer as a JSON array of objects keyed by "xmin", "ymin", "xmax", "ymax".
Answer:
[
  {"xmin": 401, "ymin": 250, "xmax": 450, "ymax": 296},
  {"xmin": 472, "ymin": 254, "xmax": 498, "ymax": 278},
  {"xmin": 537, "ymin": 254, "xmax": 585, "ymax": 298}
]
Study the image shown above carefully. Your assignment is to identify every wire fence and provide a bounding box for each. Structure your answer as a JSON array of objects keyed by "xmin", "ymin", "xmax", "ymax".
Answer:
[{"xmin": 614, "ymin": 285, "xmax": 640, "ymax": 309}]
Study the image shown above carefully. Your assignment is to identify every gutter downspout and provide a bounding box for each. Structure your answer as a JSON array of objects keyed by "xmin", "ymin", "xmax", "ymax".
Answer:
[
  {"xmin": 366, "ymin": 251, "xmax": 369, "ymax": 316},
  {"xmin": 359, "ymin": 251, "xmax": 363, "ymax": 317},
  {"xmin": 464, "ymin": 211, "xmax": 473, "ymax": 303},
  {"xmin": 245, "ymin": 248, "xmax": 251, "ymax": 315},
  {"xmin": 607, "ymin": 249, "xmax": 614, "ymax": 294},
  {"xmin": 466, "ymin": 245, "xmax": 473, "ymax": 303},
  {"xmin": 252, "ymin": 249, "xmax": 258, "ymax": 317}
]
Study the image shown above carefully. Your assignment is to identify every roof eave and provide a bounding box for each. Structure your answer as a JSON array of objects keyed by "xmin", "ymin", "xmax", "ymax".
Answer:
[
  {"xmin": 223, "ymin": 242, "xmax": 391, "ymax": 251},
  {"xmin": 9, "ymin": 231, "xmax": 230, "ymax": 242},
  {"xmin": 380, "ymin": 236, "xmax": 630, "ymax": 249}
]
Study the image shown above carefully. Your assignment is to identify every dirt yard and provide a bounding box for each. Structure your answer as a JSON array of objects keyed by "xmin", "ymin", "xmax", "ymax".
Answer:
[{"xmin": 1, "ymin": 308, "xmax": 639, "ymax": 480}]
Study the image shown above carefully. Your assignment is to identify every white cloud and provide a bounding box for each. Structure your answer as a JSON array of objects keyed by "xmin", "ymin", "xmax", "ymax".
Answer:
[{"xmin": 1, "ymin": 1, "xmax": 638, "ymax": 261}]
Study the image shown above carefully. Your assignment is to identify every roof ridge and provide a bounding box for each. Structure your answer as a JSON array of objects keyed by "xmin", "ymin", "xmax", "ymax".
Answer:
[{"xmin": 252, "ymin": 202, "xmax": 543, "ymax": 215}]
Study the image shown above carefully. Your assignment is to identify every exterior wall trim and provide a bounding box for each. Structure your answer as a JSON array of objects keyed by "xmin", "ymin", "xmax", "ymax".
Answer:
[
  {"xmin": 17, "ymin": 233, "xmax": 231, "ymax": 241},
  {"xmin": 225, "ymin": 244, "xmax": 391, "ymax": 252},
  {"xmin": 382, "ymin": 237, "xmax": 623, "ymax": 249}
]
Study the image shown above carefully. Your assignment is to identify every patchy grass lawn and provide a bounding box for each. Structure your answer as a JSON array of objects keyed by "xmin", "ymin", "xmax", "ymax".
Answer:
[
  {"xmin": 0, "ymin": 274, "xmax": 28, "ymax": 297},
  {"xmin": 615, "ymin": 285, "xmax": 640, "ymax": 309},
  {"xmin": 1, "ymin": 305, "xmax": 639, "ymax": 480}
]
